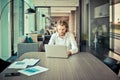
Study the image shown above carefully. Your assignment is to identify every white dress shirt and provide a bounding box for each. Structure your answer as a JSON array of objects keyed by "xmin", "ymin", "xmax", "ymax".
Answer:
[{"xmin": 48, "ymin": 32, "xmax": 78, "ymax": 54}]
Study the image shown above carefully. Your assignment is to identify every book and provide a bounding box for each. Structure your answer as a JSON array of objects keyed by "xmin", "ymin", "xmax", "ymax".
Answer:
[{"xmin": 18, "ymin": 66, "xmax": 48, "ymax": 76}]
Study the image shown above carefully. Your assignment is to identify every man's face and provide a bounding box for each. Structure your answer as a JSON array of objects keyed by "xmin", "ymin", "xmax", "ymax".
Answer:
[{"xmin": 57, "ymin": 25, "xmax": 67, "ymax": 36}]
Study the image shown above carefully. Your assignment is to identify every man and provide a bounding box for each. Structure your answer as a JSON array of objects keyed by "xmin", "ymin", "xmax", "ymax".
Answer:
[{"xmin": 48, "ymin": 20, "xmax": 78, "ymax": 56}]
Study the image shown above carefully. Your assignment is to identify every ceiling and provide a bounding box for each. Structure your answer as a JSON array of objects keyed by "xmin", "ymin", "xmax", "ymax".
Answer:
[
  {"xmin": 51, "ymin": 7, "xmax": 76, "ymax": 13},
  {"xmin": 32, "ymin": 0, "xmax": 79, "ymax": 13}
]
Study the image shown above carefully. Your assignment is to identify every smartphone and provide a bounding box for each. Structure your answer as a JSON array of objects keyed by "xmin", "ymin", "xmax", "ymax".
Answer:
[{"xmin": 4, "ymin": 72, "xmax": 21, "ymax": 77}]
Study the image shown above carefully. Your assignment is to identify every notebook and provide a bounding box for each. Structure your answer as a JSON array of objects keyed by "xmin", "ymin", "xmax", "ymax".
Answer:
[{"xmin": 45, "ymin": 44, "xmax": 68, "ymax": 58}]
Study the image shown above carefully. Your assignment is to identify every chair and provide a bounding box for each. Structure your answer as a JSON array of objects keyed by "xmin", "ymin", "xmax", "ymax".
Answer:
[
  {"xmin": 43, "ymin": 35, "xmax": 51, "ymax": 44},
  {"xmin": 103, "ymin": 57, "xmax": 120, "ymax": 74},
  {"xmin": 17, "ymin": 34, "xmax": 44, "ymax": 57},
  {"xmin": 17, "ymin": 42, "xmax": 43, "ymax": 57}
]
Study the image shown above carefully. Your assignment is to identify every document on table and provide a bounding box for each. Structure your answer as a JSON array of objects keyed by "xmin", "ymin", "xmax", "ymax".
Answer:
[
  {"xmin": 18, "ymin": 66, "xmax": 48, "ymax": 76},
  {"xmin": 8, "ymin": 58, "xmax": 40, "ymax": 69},
  {"xmin": 22, "ymin": 58, "xmax": 40, "ymax": 66},
  {"xmin": 8, "ymin": 61, "xmax": 27, "ymax": 69}
]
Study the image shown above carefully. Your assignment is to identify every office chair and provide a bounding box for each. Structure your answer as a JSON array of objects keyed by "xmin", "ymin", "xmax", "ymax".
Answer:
[
  {"xmin": 103, "ymin": 57, "xmax": 120, "ymax": 74},
  {"xmin": 43, "ymin": 35, "xmax": 51, "ymax": 44}
]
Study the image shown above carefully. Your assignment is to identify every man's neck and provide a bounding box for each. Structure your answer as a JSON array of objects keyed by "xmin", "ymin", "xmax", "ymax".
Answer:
[{"xmin": 59, "ymin": 35, "xmax": 65, "ymax": 38}]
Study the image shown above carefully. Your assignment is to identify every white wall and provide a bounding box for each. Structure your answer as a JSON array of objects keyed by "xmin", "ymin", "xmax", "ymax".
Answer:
[
  {"xmin": 24, "ymin": 0, "xmax": 35, "ymax": 34},
  {"xmin": 110, "ymin": 3, "xmax": 120, "ymax": 23},
  {"xmin": 114, "ymin": 3, "xmax": 120, "ymax": 23},
  {"xmin": 24, "ymin": 14, "xmax": 35, "ymax": 34},
  {"xmin": 32, "ymin": 0, "xmax": 79, "ymax": 7},
  {"xmin": 36, "ymin": 8, "xmax": 50, "ymax": 32}
]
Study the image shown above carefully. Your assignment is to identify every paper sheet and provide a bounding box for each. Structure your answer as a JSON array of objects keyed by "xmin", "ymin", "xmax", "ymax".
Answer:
[
  {"xmin": 22, "ymin": 58, "xmax": 40, "ymax": 66},
  {"xmin": 8, "ymin": 61, "xmax": 27, "ymax": 69},
  {"xmin": 18, "ymin": 66, "xmax": 48, "ymax": 76}
]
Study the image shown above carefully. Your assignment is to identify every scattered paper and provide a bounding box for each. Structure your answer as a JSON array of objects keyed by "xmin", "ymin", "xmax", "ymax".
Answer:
[
  {"xmin": 18, "ymin": 66, "xmax": 48, "ymax": 76},
  {"xmin": 22, "ymin": 58, "xmax": 40, "ymax": 66},
  {"xmin": 8, "ymin": 61, "xmax": 27, "ymax": 69},
  {"xmin": 8, "ymin": 58, "xmax": 40, "ymax": 69}
]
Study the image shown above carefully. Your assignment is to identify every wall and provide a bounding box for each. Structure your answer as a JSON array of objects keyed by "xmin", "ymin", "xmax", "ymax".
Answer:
[
  {"xmin": 76, "ymin": 7, "xmax": 80, "ymax": 50},
  {"xmin": 69, "ymin": 11, "xmax": 76, "ymax": 33},
  {"xmin": 82, "ymin": 0, "xmax": 89, "ymax": 36},
  {"xmin": 114, "ymin": 3, "xmax": 120, "ymax": 23},
  {"xmin": 35, "ymin": 7, "xmax": 50, "ymax": 33},
  {"xmin": 24, "ymin": 0, "xmax": 35, "ymax": 34},
  {"xmin": 0, "ymin": 0, "xmax": 11, "ymax": 60},
  {"xmin": 78, "ymin": 0, "xmax": 89, "ymax": 51},
  {"xmin": 24, "ymin": 14, "xmax": 35, "ymax": 34}
]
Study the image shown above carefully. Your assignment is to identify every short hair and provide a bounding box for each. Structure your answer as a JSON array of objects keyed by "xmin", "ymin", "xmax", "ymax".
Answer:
[{"xmin": 56, "ymin": 20, "xmax": 69, "ymax": 32}]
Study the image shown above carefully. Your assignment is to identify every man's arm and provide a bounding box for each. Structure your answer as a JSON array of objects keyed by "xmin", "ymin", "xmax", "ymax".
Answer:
[
  {"xmin": 48, "ymin": 34, "xmax": 55, "ymax": 45},
  {"xmin": 69, "ymin": 33, "xmax": 78, "ymax": 54}
]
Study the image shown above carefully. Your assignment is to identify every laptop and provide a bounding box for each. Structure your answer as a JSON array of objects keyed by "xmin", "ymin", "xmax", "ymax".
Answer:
[{"xmin": 45, "ymin": 44, "xmax": 68, "ymax": 58}]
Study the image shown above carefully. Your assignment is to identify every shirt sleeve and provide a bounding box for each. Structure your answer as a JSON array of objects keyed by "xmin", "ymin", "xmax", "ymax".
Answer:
[
  {"xmin": 69, "ymin": 33, "xmax": 78, "ymax": 54},
  {"xmin": 48, "ymin": 34, "xmax": 55, "ymax": 45}
]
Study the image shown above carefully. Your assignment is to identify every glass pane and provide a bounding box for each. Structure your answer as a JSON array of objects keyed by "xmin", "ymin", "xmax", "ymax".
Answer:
[
  {"xmin": 0, "ymin": 0, "xmax": 11, "ymax": 59},
  {"xmin": 89, "ymin": 0, "xmax": 109, "ymax": 57},
  {"xmin": 36, "ymin": 7, "xmax": 51, "ymax": 34},
  {"xmin": 111, "ymin": 2, "xmax": 120, "ymax": 54}
]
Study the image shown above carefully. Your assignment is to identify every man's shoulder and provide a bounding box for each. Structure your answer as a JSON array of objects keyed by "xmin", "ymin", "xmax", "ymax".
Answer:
[
  {"xmin": 51, "ymin": 32, "xmax": 58, "ymax": 37},
  {"xmin": 66, "ymin": 32, "xmax": 74, "ymax": 36}
]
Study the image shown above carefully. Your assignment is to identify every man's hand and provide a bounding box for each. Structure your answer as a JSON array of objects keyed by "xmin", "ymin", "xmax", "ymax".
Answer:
[{"xmin": 67, "ymin": 51, "xmax": 72, "ymax": 57}]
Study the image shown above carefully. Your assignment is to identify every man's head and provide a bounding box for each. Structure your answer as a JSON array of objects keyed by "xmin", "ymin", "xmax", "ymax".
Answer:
[{"xmin": 56, "ymin": 20, "xmax": 68, "ymax": 36}]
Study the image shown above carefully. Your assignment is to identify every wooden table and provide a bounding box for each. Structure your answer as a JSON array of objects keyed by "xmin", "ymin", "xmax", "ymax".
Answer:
[{"xmin": 0, "ymin": 52, "xmax": 120, "ymax": 80}]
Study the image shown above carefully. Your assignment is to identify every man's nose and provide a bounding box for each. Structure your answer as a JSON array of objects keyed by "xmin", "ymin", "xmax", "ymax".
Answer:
[{"xmin": 60, "ymin": 30, "xmax": 63, "ymax": 33}]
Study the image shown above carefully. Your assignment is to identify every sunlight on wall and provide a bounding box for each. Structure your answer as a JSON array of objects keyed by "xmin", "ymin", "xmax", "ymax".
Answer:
[
  {"xmin": 36, "ymin": 8, "xmax": 50, "ymax": 33},
  {"xmin": 114, "ymin": 3, "xmax": 120, "ymax": 23},
  {"xmin": 24, "ymin": 0, "xmax": 35, "ymax": 34}
]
